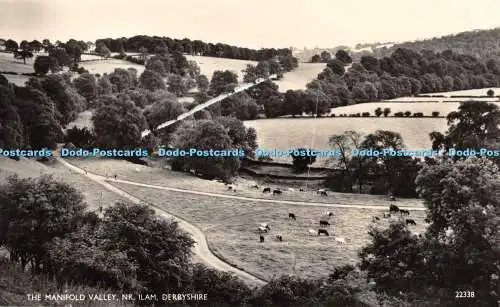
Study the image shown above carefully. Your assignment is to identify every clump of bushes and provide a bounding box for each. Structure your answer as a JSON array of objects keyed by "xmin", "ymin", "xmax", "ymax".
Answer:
[
  {"xmin": 404, "ymin": 111, "xmax": 412, "ymax": 117},
  {"xmin": 413, "ymin": 112, "xmax": 423, "ymax": 117},
  {"xmin": 362, "ymin": 112, "xmax": 370, "ymax": 117},
  {"xmin": 394, "ymin": 112, "xmax": 404, "ymax": 117},
  {"xmin": 431, "ymin": 111, "xmax": 440, "ymax": 117}
]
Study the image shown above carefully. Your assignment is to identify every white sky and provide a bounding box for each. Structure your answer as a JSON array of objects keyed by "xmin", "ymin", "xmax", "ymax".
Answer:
[{"xmin": 0, "ymin": 0, "xmax": 499, "ymax": 49}]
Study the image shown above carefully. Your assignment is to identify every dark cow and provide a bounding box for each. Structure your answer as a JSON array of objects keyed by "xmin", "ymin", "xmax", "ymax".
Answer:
[
  {"xmin": 263, "ymin": 187, "xmax": 271, "ymax": 193},
  {"xmin": 289, "ymin": 213, "xmax": 296, "ymax": 220},
  {"xmin": 400, "ymin": 209, "xmax": 410, "ymax": 216},
  {"xmin": 383, "ymin": 213, "xmax": 391, "ymax": 218},
  {"xmin": 318, "ymin": 229, "xmax": 329, "ymax": 236},
  {"xmin": 273, "ymin": 189, "xmax": 282, "ymax": 195},
  {"xmin": 299, "ymin": 188, "xmax": 305, "ymax": 192},
  {"xmin": 406, "ymin": 219, "xmax": 416, "ymax": 226},
  {"xmin": 389, "ymin": 204, "xmax": 400, "ymax": 213},
  {"xmin": 259, "ymin": 235, "xmax": 264, "ymax": 243},
  {"xmin": 227, "ymin": 186, "xmax": 233, "ymax": 190},
  {"xmin": 320, "ymin": 191, "xmax": 328, "ymax": 196},
  {"xmin": 319, "ymin": 220, "xmax": 330, "ymax": 226},
  {"xmin": 276, "ymin": 235, "xmax": 283, "ymax": 241},
  {"xmin": 317, "ymin": 189, "xmax": 325, "ymax": 194},
  {"xmin": 252, "ymin": 184, "xmax": 259, "ymax": 189}
]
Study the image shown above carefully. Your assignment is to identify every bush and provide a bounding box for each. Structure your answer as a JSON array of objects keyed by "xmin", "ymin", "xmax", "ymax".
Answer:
[
  {"xmin": 383, "ymin": 107, "xmax": 391, "ymax": 117},
  {"xmin": 431, "ymin": 111, "xmax": 440, "ymax": 117},
  {"xmin": 330, "ymin": 114, "xmax": 336, "ymax": 117},
  {"xmin": 394, "ymin": 112, "xmax": 404, "ymax": 117},
  {"xmin": 413, "ymin": 112, "xmax": 423, "ymax": 117},
  {"xmin": 486, "ymin": 89, "xmax": 495, "ymax": 97},
  {"xmin": 404, "ymin": 111, "xmax": 412, "ymax": 117},
  {"xmin": 362, "ymin": 112, "xmax": 370, "ymax": 117},
  {"xmin": 374, "ymin": 107, "xmax": 382, "ymax": 117}
]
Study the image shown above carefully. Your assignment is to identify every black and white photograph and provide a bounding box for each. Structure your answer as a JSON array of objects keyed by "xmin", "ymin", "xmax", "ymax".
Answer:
[{"xmin": 0, "ymin": 0, "xmax": 499, "ymax": 306}]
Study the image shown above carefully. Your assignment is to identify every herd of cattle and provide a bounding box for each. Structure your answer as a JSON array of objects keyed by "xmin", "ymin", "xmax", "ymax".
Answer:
[{"xmin": 226, "ymin": 183, "xmax": 329, "ymax": 197}]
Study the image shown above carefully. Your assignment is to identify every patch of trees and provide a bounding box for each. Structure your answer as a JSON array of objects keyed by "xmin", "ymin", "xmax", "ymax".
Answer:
[{"xmin": 95, "ymin": 35, "xmax": 298, "ymax": 62}]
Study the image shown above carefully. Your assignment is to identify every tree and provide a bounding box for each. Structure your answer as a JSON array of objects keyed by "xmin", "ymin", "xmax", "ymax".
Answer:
[
  {"xmin": 139, "ymin": 70, "xmax": 166, "ymax": 91},
  {"xmin": 263, "ymin": 95, "xmax": 284, "ymax": 118},
  {"xmin": 320, "ymin": 51, "xmax": 332, "ymax": 62},
  {"xmin": 208, "ymin": 70, "xmax": 238, "ymax": 96},
  {"xmin": 65, "ymin": 126, "xmax": 94, "ymax": 148},
  {"xmin": 219, "ymin": 92, "xmax": 259, "ymax": 120},
  {"xmin": 487, "ymin": 89, "xmax": 495, "ymax": 97},
  {"xmin": 5, "ymin": 39, "xmax": 18, "ymax": 52},
  {"xmin": 144, "ymin": 96, "xmax": 185, "ymax": 129},
  {"xmin": 335, "ymin": 49, "xmax": 352, "ymax": 64},
  {"xmin": 92, "ymin": 96, "xmax": 148, "ymax": 148},
  {"xmin": 430, "ymin": 101, "xmax": 500, "ymax": 152},
  {"xmin": 166, "ymin": 74, "xmax": 188, "ymax": 96},
  {"xmin": 33, "ymin": 55, "xmax": 54, "ymax": 75},
  {"xmin": 383, "ymin": 107, "xmax": 391, "ymax": 117},
  {"xmin": 360, "ymin": 56, "xmax": 379, "ymax": 71},
  {"xmin": 108, "ymin": 68, "xmax": 134, "ymax": 92},
  {"xmin": 290, "ymin": 148, "xmax": 317, "ymax": 172},
  {"xmin": 0, "ymin": 76, "xmax": 24, "ymax": 148},
  {"xmin": 73, "ymin": 73, "xmax": 98, "ymax": 104},
  {"xmin": 374, "ymin": 107, "xmax": 383, "ymax": 117},
  {"xmin": 304, "ymin": 89, "xmax": 331, "ymax": 116},
  {"xmin": 171, "ymin": 120, "xmax": 241, "ymax": 181},
  {"xmin": 311, "ymin": 54, "xmax": 321, "ymax": 63},
  {"xmin": 328, "ymin": 131, "xmax": 362, "ymax": 192},
  {"xmin": 95, "ymin": 42, "xmax": 111, "ymax": 58},
  {"xmin": 215, "ymin": 116, "xmax": 258, "ymax": 158},
  {"xmin": 326, "ymin": 59, "xmax": 345, "ymax": 75},
  {"xmin": 97, "ymin": 74, "xmax": 114, "ymax": 96},
  {"xmin": 0, "ymin": 175, "xmax": 87, "ymax": 272},
  {"xmin": 283, "ymin": 90, "xmax": 306, "ymax": 117},
  {"xmin": 196, "ymin": 74, "xmax": 209, "ymax": 92},
  {"xmin": 242, "ymin": 64, "xmax": 258, "ymax": 83},
  {"xmin": 148, "ymin": 59, "xmax": 166, "ymax": 76}
]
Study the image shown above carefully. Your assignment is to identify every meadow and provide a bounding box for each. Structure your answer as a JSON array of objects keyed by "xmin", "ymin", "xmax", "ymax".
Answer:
[
  {"xmin": 111, "ymin": 181, "xmax": 428, "ymax": 280},
  {"xmin": 244, "ymin": 117, "xmax": 448, "ymax": 165}
]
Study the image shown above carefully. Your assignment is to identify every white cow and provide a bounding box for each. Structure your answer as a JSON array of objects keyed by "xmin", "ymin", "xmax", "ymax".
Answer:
[
  {"xmin": 334, "ymin": 237, "xmax": 346, "ymax": 244},
  {"xmin": 308, "ymin": 229, "xmax": 317, "ymax": 236}
]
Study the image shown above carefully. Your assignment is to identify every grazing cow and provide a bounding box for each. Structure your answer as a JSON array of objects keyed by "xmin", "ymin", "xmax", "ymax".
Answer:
[
  {"xmin": 288, "ymin": 213, "xmax": 296, "ymax": 220},
  {"xmin": 406, "ymin": 219, "xmax": 416, "ymax": 226},
  {"xmin": 263, "ymin": 187, "xmax": 271, "ymax": 193},
  {"xmin": 318, "ymin": 229, "xmax": 329, "ymax": 236},
  {"xmin": 389, "ymin": 204, "xmax": 400, "ymax": 213},
  {"xmin": 383, "ymin": 213, "xmax": 391, "ymax": 218},
  {"xmin": 273, "ymin": 189, "xmax": 282, "ymax": 195},
  {"xmin": 299, "ymin": 188, "xmax": 305, "ymax": 192},
  {"xmin": 400, "ymin": 209, "xmax": 410, "ymax": 216},
  {"xmin": 323, "ymin": 211, "xmax": 333, "ymax": 218},
  {"xmin": 251, "ymin": 184, "xmax": 259, "ymax": 189},
  {"xmin": 319, "ymin": 220, "xmax": 330, "ymax": 226},
  {"xmin": 276, "ymin": 235, "xmax": 283, "ymax": 241},
  {"xmin": 308, "ymin": 229, "xmax": 317, "ymax": 235},
  {"xmin": 258, "ymin": 226, "xmax": 269, "ymax": 233},
  {"xmin": 259, "ymin": 223, "xmax": 270, "ymax": 229},
  {"xmin": 335, "ymin": 237, "xmax": 346, "ymax": 244},
  {"xmin": 317, "ymin": 189, "xmax": 326, "ymax": 194},
  {"xmin": 389, "ymin": 196, "xmax": 396, "ymax": 201},
  {"xmin": 227, "ymin": 185, "xmax": 233, "ymax": 190},
  {"xmin": 259, "ymin": 235, "xmax": 264, "ymax": 243},
  {"xmin": 320, "ymin": 191, "xmax": 328, "ymax": 196},
  {"xmin": 372, "ymin": 216, "xmax": 380, "ymax": 222}
]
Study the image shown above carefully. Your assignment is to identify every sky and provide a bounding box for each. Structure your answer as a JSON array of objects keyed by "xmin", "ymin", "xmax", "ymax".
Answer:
[{"xmin": 1, "ymin": 0, "xmax": 499, "ymax": 49}]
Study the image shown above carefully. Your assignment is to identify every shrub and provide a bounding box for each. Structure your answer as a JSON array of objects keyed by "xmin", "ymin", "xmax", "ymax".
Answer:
[
  {"xmin": 404, "ymin": 111, "xmax": 411, "ymax": 117},
  {"xmin": 383, "ymin": 107, "xmax": 391, "ymax": 117},
  {"xmin": 362, "ymin": 112, "xmax": 370, "ymax": 117},
  {"xmin": 486, "ymin": 89, "xmax": 494, "ymax": 97},
  {"xmin": 413, "ymin": 112, "xmax": 423, "ymax": 117},
  {"xmin": 374, "ymin": 107, "xmax": 382, "ymax": 117},
  {"xmin": 330, "ymin": 114, "xmax": 336, "ymax": 117},
  {"xmin": 431, "ymin": 111, "xmax": 440, "ymax": 117},
  {"xmin": 394, "ymin": 112, "xmax": 404, "ymax": 117}
]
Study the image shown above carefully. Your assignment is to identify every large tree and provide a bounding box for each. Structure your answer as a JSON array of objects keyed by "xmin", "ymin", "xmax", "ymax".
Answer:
[
  {"xmin": 139, "ymin": 70, "xmax": 166, "ymax": 91},
  {"xmin": 0, "ymin": 76, "xmax": 24, "ymax": 148},
  {"xmin": 92, "ymin": 95, "xmax": 148, "ymax": 148},
  {"xmin": 208, "ymin": 70, "xmax": 238, "ymax": 96}
]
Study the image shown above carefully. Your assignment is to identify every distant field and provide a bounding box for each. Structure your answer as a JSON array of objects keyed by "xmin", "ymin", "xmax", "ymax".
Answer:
[
  {"xmin": 388, "ymin": 96, "xmax": 499, "ymax": 102},
  {"xmin": 79, "ymin": 59, "xmax": 145, "ymax": 75},
  {"xmin": 273, "ymin": 63, "xmax": 326, "ymax": 92},
  {"xmin": 244, "ymin": 117, "xmax": 448, "ymax": 165},
  {"xmin": 2, "ymin": 74, "xmax": 30, "ymax": 86},
  {"xmin": 419, "ymin": 87, "xmax": 500, "ymax": 97},
  {"xmin": 328, "ymin": 101, "xmax": 497, "ymax": 117},
  {"xmin": 112, "ymin": 181, "xmax": 427, "ymax": 280},
  {"xmin": 0, "ymin": 52, "xmax": 35, "ymax": 74},
  {"xmin": 185, "ymin": 55, "xmax": 255, "ymax": 80}
]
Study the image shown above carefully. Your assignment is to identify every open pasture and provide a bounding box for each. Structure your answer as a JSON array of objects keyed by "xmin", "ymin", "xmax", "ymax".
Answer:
[
  {"xmin": 185, "ymin": 55, "xmax": 255, "ymax": 80},
  {"xmin": 0, "ymin": 52, "xmax": 35, "ymax": 74},
  {"xmin": 0, "ymin": 157, "xmax": 127, "ymax": 211},
  {"xmin": 244, "ymin": 117, "xmax": 448, "ymax": 165},
  {"xmin": 79, "ymin": 59, "xmax": 145, "ymax": 75},
  {"xmin": 419, "ymin": 87, "xmax": 500, "ymax": 97},
  {"xmin": 273, "ymin": 62, "xmax": 326, "ymax": 92},
  {"xmin": 67, "ymin": 157, "xmax": 424, "ymax": 208},
  {"xmin": 111, "ymin": 181, "xmax": 428, "ymax": 280}
]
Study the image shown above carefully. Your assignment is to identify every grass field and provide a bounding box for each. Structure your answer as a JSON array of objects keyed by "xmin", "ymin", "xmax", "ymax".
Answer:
[
  {"xmin": 244, "ymin": 117, "xmax": 448, "ymax": 165},
  {"xmin": 273, "ymin": 63, "xmax": 326, "ymax": 92},
  {"xmin": 112, "ymin": 181, "xmax": 427, "ymax": 280},
  {"xmin": 0, "ymin": 157, "xmax": 126, "ymax": 211},
  {"xmin": 419, "ymin": 87, "xmax": 500, "ymax": 96},
  {"xmin": 66, "ymin": 157, "xmax": 424, "ymax": 207},
  {"xmin": 328, "ymin": 101, "xmax": 500, "ymax": 117},
  {"xmin": 79, "ymin": 59, "xmax": 145, "ymax": 75}
]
